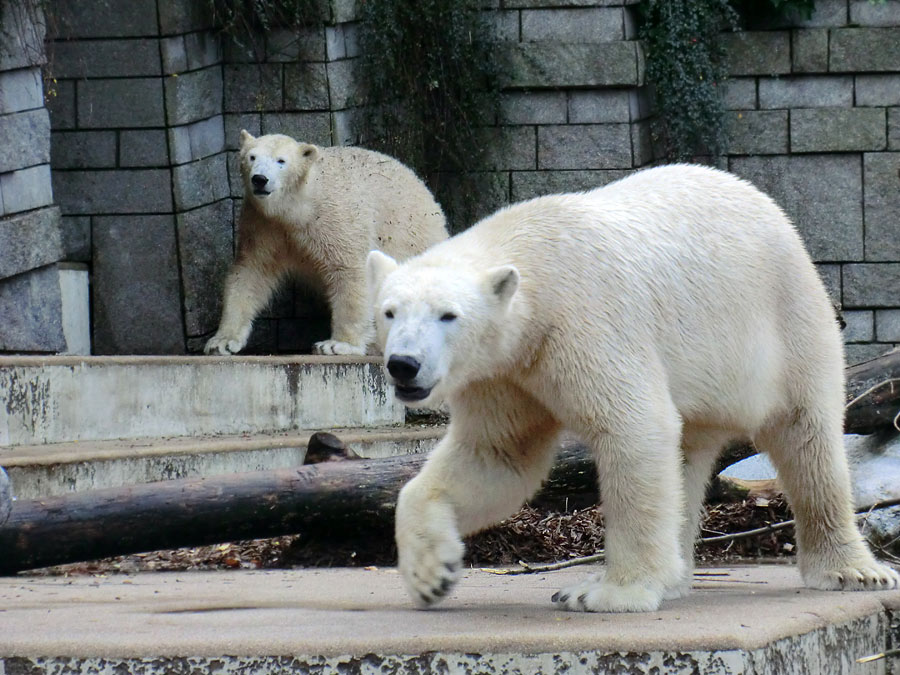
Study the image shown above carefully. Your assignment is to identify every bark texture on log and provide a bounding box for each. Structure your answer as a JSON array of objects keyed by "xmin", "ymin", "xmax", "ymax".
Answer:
[
  {"xmin": 844, "ymin": 349, "xmax": 900, "ymax": 434},
  {"xmin": 0, "ymin": 441, "xmax": 597, "ymax": 575}
]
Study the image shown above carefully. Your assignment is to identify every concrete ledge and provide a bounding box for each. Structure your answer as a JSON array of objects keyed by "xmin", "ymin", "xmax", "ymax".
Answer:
[
  {"xmin": 0, "ymin": 565, "xmax": 895, "ymax": 673},
  {"xmin": 1, "ymin": 426, "xmax": 444, "ymax": 499},
  {"xmin": 0, "ymin": 356, "xmax": 404, "ymax": 446}
]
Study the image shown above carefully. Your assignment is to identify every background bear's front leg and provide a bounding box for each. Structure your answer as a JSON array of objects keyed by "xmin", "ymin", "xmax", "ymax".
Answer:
[
  {"xmin": 395, "ymin": 384, "xmax": 561, "ymax": 607},
  {"xmin": 313, "ymin": 270, "xmax": 369, "ymax": 356},
  {"xmin": 204, "ymin": 260, "xmax": 282, "ymax": 355}
]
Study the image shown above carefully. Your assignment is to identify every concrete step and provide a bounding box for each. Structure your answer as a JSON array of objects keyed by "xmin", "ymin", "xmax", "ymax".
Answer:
[
  {"xmin": 0, "ymin": 355, "xmax": 404, "ymax": 447},
  {"xmin": 1, "ymin": 565, "xmax": 897, "ymax": 673},
  {"xmin": 1, "ymin": 426, "xmax": 445, "ymax": 499}
]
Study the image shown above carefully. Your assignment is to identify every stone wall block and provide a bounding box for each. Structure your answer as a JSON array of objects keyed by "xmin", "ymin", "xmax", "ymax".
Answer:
[
  {"xmin": 483, "ymin": 10, "xmax": 520, "ymax": 41},
  {"xmin": 168, "ymin": 116, "xmax": 226, "ymax": 165},
  {"xmin": 78, "ymin": 79, "xmax": 165, "ymax": 128},
  {"xmin": 164, "ymin": 67, "xmax": 223, "ymax": 126},
  {"xmin": 876, "ymin": 309, "xmax": 900, "ymax": 342},
  {"xmin": 790, "ymin": 107, "xmax": 886, "ymax": 152},
  {"xmin": 0, "ymin": 164, "xmax": 53, "ymax": 215},
  {"xmin": 730, "ymin": 154, "xmax": 863, "ymax": 262},
  {"xmin": 326, "ymin": 59, "xmax": 365, "ymax": 110},
  {"xmin": 792, "ymin": 29, "xmax": 829, "ymax": 72},
  {"xmin": 501, "ymin": 92, "xmax": 567, "ymax": 125},
  {"xmin": 284, "ymin": 63, "xmax": 330, "ymax": 111},
  {"xmin": 261, "ymin": 113, "xmax": 332, "ymax": 145},
  {"xmin": 500, "ymin": 42, "xmax": 641, "ymax": 88},
  {"xmin": 830, "ymin": 27, "xmax": 900, "ymax": 72},
  {"xmin": 177, "ymin": 200, "xmax": 234, "ymax": 336},
  {"xmin": 0, "ymin": 67, "xmax": 43, "ymax": 114},
  {"xmin": 172, "ymin": 154, "xmax": 230, "ymax": 211},
  {"xmin": 157, "ymin": 2, "xmax": 215, "ymax": 35},
  {"xmin": 52, "ymin": 169, "xmax": 173, "ymax": 215},
  {"xmin": 0, "ymin": 0, "xmax": 47, "ymax": 70},
  {"xmin": 161, "ymin": 32, "xmax": 221, "ymax": 74},
  {"xmin": 51, "ymin": 39, "xmax": 161, "ymax": 78},
  {"xmin": 224, "ymin": 64, "xmax": 283, "ymax": 113},
  {"xmin": 61, "ymin": 216, "xmax": 91, "ymax": 262},
  {"xmin": 726, "ymin": 110, "xmax": 789, "ymax": 155},
  {"xmin": 842, "ymin": 310, "xmax": 874, "ymax": 343},
  {"xmin": 855, "ymin": 75, "xmax": 900, "ymax": 107},
  {"xmin": 434, "ymin": 171, "xmax": 510, "ymax": 231},
  {"xmin": 0, "ymin": 206, "xmax": 63, "ymax": 279},
  {"xmin": 46, "ymin": 79, "xmax": 75, "ymax": 130},
  {"xmin": 267, "ymin": 27, "xmax": 327, "ymax": 63},
  {"xmin": 538, "ymin": 124, "xmax": 632, "ymax": 169},
  {"xmin": 863, "ymin": 152, "xmax": 900, "ymax": 262},
  {"xmin": 844, "ymin": 264, "xmax": 900, "ymax": 308},
  {"xmin": 758, "ymin": 75, "xmax": 853, "ymax": 109},
  {"xmin": 568, "ymin": 90, "xmax": 632, "ymax": 123},
  {"xmin": 724, "ymin": 32, "xmax": 791, "ymax": 76},
  {"xmin": 0, "ymin": 108, "xmax": 50, "ymax": 172},
  {"xmin": 225, "ymin": 114, "xmax": 262, "ymax": 150},
  {"xmin": 120, "ymin": 129, "xmax": 170, "ymax": 168},
  {"xmin": 471, "ymin": 127, "xmax": 536, "ymax": 171},
  {"xmin": 52, "ymin": 0, "xmax": 158, "ymax": 38},
  {"xmin": 890, "ymin": 108, "xmax": 900, "ymax": 150},
  {"xmin": 849, "ymin": 0, "xmax": 900, "ymax": 26},
  {"xmin": 520, "ymin": 8, "xmax": 625, "ymax": 42},
  {"xmin": 815, "ymin": 263, "xmax": 842, "ymax": 306},
  {"xmin": 92, "ymin": 215, "xmax": 185, "ymax": 354},
  {"xmin": 511, "ymin": 169, "xmax": 631, "ymax": 202},
  {"xmin": 51, "ymin": 131, "xmax": 116, "ymax": 170},
  {"xmin": 722, "ymin": 78, "xmax": 757, "ymax": 110}
]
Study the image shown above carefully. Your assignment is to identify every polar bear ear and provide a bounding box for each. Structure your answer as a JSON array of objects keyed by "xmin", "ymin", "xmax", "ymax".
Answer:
[
  {"xmin": 366, "ymin": 250, "xmax": 399, "ymax": 294},
  {"xmin": 298, "ymin": 143, "xmax": 318, "ymax": 161},
  {"xmin": 239, "ymin": 129, "xmax": 255, "ymax": 147},
  {"xmin": 486, "ymin": 265, "xmax": 519, "ymax": 305}
]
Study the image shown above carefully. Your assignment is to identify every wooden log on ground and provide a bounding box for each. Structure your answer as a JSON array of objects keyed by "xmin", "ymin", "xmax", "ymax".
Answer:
[
  {"xmin": 845, "ymin": 348, "xmax": 900, "ymax": 434},
  {"xmin": 0, "ymin": 440, "xmax": 596, "ymax": 575},
  {"xmin": 0, "ymin": 468, "xmax": 10, "ymax": 527}
]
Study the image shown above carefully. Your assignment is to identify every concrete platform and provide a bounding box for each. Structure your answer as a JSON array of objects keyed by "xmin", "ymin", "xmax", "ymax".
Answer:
[
  {"xmin": 1, "ymin": 564, "xmax": 897, "ymax": 674},
  {"xmin": 0, "ymin": 355, "xmax": 404, "ymax": 447}
]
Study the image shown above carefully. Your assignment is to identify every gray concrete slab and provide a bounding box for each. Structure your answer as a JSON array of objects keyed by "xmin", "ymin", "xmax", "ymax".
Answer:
[{"xmin": 0, "ymin": 565, "xmax": 896, "ymax": 673}]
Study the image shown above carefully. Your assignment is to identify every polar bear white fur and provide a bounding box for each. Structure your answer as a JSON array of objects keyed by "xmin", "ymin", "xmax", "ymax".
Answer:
[
  {"xmin": 204, "ymin": 132, "xmax": 447, "ymax": 356},
  {"xmin": 367, "ymin": 164, "xmax": 899, "ymax": 612}
]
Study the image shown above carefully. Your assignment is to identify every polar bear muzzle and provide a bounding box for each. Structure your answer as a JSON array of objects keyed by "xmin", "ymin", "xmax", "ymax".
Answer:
[{"xmin": 386, "ymin": 354, "xmax": 432, "ymax": 402}]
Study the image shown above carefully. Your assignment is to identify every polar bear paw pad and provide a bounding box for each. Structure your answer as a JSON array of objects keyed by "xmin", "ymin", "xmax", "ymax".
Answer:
[
  {"xmin": 806, "ymin": 562, "xmax": 900, "ymax": 591},
  {"xmin": 313, "ymin": 339, "xmax": 366, "ymax": 356}
]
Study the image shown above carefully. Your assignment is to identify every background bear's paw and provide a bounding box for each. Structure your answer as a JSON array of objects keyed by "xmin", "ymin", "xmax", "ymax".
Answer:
[
  {"xmin": 804, "ymin": 561, "xmax": 899, "ymax": 591},
  {"xmin": 313, "ymin": 339, "xmax": 366, "ymax": 356},
  {"xmin": 397, "ymin": 527, "xmax": 464, "ymax": 608},
  {"xmin": 552, "ymin": 572, "xmax": 664, "ymax": 613},
  {"xmin": 204, "ymin": 335, "xmax": 246, "ymax": 355}
]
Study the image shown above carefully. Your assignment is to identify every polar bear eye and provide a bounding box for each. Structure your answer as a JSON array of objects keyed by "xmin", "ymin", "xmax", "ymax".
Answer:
[
  {"xmin": 249, "ymin": 154, "xmax": 256, "ymax": 161},
  {"xmin": 277, "ymin": 158, "xmax": 286, "ymax": 165},
  {"xmin": 384, "ymin": 310, "xmax": 394, "ymax": 320},
  {"xmin": 440, "ymin": 312, "xmax": 457, "ymax": 322}
]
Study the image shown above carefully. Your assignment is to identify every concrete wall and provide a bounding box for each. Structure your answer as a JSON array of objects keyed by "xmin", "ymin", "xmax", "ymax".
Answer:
[{"xmin": 2, "ymin": 0, "xmax": 898, "ymax": 363}]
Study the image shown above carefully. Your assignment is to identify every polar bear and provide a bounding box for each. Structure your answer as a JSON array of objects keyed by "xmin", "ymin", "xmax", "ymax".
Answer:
[
  {"xmin": 204, "ymin": 132, "xmax": 447, "ymax": 356},
  {"xmin": 367, "ymin": 164, "xmax": 900, "ymax": 612}
]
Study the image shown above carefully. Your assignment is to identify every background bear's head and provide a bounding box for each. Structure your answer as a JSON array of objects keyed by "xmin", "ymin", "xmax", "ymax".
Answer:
[
  {"xmin": 239, "ymin": 130, "xmax": 319, "ymax": 211},
  {"xmin": 367, "ymin": 249, "xmax": 520, "ymax": 407}
]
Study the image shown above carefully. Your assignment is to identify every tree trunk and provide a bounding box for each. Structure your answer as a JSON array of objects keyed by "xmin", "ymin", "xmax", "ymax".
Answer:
[
  {"xmin": 0, "ymin": 440, "xmax": 597, "ymax": 575},
  {"xmin": 844, "ymin": 348, "xmax": 900, "ymax": 434}
]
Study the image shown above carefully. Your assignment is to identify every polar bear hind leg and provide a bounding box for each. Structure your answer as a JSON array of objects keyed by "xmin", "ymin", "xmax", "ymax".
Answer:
[{"xmin": 754, "ymin": 406, "xmax": 899, "ymax": 591}]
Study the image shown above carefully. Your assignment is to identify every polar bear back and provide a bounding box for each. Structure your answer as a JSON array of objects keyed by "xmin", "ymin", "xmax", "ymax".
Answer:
[
  {"xmin": 419, "ymin": 164, "xmax": 842, "ymax": 434},
  {"xmin": 314, "ymin": 146, "xmax": 447, "ymax": 259}
]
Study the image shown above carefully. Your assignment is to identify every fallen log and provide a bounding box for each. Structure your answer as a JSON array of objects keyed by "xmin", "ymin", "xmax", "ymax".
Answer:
[
  {"xmin": 0, "ymin": 441, "xmax": 596, "ymax": 575},
  {"xmin": 0, "ymin": 468, "xmax": 10, "ymax": 527},
  {"xmin": 844, "ymin": 348, "xmax": 900, "ymax": 434}
]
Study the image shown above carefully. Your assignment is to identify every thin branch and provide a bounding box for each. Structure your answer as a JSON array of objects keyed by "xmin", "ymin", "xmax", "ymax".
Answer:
[
  {"xmin": 482, "ymin": 497, "xmax": 900, "ymax": 576},
  {"xmin": 844, "ymin": 378, "xmax": 900, "ymax": 411}
]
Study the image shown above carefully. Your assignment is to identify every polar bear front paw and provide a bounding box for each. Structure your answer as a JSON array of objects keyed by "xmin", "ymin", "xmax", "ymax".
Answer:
[
  {"xmin": 552, "ymin": 571, "xmax": 664, "ymax": 613},
  {"xmin": 204, "ymin": 334, "xmax": 247, "ymax": 355},
  {"xmin": 396, "ymin": 506, "xmax": 465, "ymax": 607},
  {"xmin": 313, "ymin": 339, "xmax": 366, "ymax": 356},
  {"xmin": 803, "ymin": 560, "xmax": 900, "ymax": 591}
]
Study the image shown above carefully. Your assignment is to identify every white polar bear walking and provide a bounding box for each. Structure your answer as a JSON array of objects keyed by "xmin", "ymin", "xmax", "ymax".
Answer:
[
  {"xmin": 367, "ymin": 164, "xmax": 900, "ymax": 612},
  {"xmin": 205, "ymin": 132, "xmax": 447, "ymax": 357}
]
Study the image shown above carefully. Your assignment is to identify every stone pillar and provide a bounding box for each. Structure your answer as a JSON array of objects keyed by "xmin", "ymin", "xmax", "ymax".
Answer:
[{"xmin": 0, "ymin": 0, "xmax": 88, "ymax": 354}]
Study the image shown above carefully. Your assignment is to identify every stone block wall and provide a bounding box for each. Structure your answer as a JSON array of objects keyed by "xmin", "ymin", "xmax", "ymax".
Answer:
[
  {"xmin": 0, "ymin": 0, "xmax": 88, "ymax": 354},
  {"xmin": 719, "ymin": 0, "xmax": 900, "ymax": 364},
  {"xmin": 2, "ymin": 0, "xmax": 897, "ymax": 362}
]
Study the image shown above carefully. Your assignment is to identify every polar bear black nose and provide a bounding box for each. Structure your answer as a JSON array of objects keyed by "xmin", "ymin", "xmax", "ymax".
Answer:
[
  {"xmin": 387, "ymin": 354, "xmax": 420, "ymax": 381},
  {"xmin": 251, "ymin": 174, "xmax": 268, "ymax": 189}
]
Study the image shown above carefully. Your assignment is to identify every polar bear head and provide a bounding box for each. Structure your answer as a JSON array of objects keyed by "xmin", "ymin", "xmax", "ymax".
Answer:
[
  {"xmin": 367, "ymin": 249, "xmax": 520, "ymax": 406},
  {"xmin": 239, "ymin": 130, "xmax": 318, "ymax": 212}
]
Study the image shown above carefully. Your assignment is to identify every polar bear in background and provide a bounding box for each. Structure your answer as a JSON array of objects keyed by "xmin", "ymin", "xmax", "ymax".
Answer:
[
  {"xmin": 204, "ymin": 132, "xmax": 447, "ymax": 356},
  {"xmin": 367, "ymin": 164, "xmax": 899, "ymax": 612}
]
